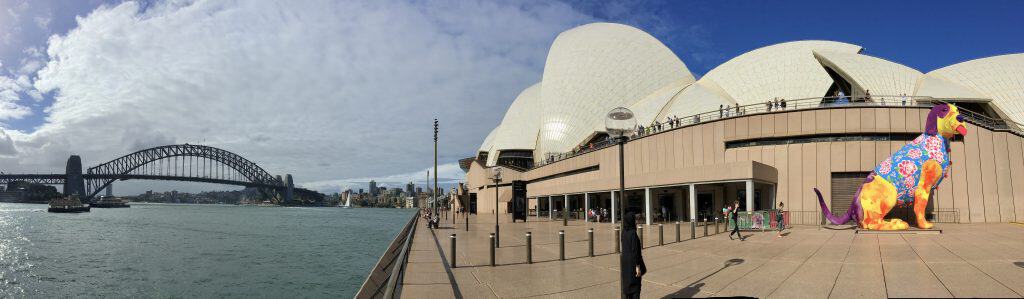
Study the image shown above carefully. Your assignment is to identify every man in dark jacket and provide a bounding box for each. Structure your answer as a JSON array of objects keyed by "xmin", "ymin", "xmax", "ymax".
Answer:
[
  {"xmin": 729, "ymin": 201, "xmax": 743, "ymax": 240},
  {"xmin": 620, "ymin": 211, "xmax": 646, "ymax": 299}
]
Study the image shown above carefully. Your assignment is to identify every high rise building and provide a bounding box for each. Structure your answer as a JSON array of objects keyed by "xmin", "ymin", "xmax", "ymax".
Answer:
[{"xmin": 369, "ymin": 180, "xmax": 378, "ymax": 196}]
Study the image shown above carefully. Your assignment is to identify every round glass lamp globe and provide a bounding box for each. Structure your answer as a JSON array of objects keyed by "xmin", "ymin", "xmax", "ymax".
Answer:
[
  {"xmin": 490, "ymin": 166, "xmax": 503, "ymax": 180},
  {"xmin": 605, "ymin": 107, "xmax": 636, "ymax": 139}
]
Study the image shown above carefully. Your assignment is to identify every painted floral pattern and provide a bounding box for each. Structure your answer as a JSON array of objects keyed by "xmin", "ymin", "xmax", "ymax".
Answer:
[{"xmin": 873, "ymin": 133, "xmax": 951, "ymax": 203}]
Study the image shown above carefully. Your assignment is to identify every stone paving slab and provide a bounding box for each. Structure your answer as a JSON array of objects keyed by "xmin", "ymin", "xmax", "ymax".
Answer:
[{"xmin": 396, "ymin": 214, "xmax": 1024, "ymax": 298}]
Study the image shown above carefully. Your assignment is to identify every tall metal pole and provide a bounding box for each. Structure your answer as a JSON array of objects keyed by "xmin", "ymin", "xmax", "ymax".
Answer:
[
  {"xmin": 494, "ymin": 177, "xmax": 500, "ymax": 247},
  {"xmin": 619, "ymin": 137, "xmax": 626, "ymax": 230},
  {"xmin": 433, "ymin": 119, "xmax": 439, "ymax": 217}
]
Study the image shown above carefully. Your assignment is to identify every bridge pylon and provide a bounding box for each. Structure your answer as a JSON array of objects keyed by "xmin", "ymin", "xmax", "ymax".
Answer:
[
  {"xmin": 64, "ymin": 155, "xmax": 86, "ymax": 199},
  {"xmin": 285, "ymin": 174, "xmax": 294, "ymax": 204}
]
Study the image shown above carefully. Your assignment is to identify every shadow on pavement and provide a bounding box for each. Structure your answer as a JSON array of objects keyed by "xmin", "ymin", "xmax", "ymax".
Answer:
[
  {"xmin": 1014, "ymin": 261, "xmax": 1024, "ymax": 269},
  {"xmin": 661, "ymin": 258, "xmax": 745, "ymax": 298}
]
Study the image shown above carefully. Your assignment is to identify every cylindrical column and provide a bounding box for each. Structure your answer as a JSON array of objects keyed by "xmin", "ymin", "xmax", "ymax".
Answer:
[
  {"xmin": 450, "ymin": 234, "xmax": 457, "ymax": 268},
  {"xmin": 691, "ymin": 219, "xmax": 696, "ymax": 239},
  {"xmin": 614, "ymin": 227, "xmax": 620, "ymax": 253},
  {"xmin": 489, "ymin": 233, "xmax": 495, "ymax": 267},
  {"xmin": 526, "ymin": 232, "xmax": 532, "ymax": 264},
  {"xmin": 675, "ymin": 221, "xmax": 681, "ymax": 242},
  {"xmin": 588, "ymin": 228, "xmax": 594, "ymax": 257},
  {"xmin": 715, "ymin": 217, "xmax": 720, "ymax": 234},
  {"xmin": 658, "ymin": 224, "xmax": 664, "ymax": 246},
  {"xmin": 703, "ymin": 217, "xmax": 708, "ymax": 237},
  {"xmin": 559, "ymin": 230, "xmax": 565, "ymax": 261}
]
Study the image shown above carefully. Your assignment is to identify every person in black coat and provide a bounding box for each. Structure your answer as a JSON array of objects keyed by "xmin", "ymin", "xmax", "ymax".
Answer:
[{"xmin": 620, "ymin": 211, "xmax": 647, "ymax": 298}]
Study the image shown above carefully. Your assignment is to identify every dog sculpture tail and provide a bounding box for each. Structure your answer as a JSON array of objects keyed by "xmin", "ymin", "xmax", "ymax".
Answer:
[{"xmin": 815, "ymin": 188, "xmax": 856, "ymax": 225}]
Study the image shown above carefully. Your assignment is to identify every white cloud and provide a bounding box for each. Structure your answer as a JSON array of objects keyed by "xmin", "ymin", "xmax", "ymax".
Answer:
[
  {"xmin": 2, "ymin": 0, "xmax": 593, "ymax": 192},
  {"xmin": 33, "ymin": 15, "xmax": 51, "ymax": 31}
]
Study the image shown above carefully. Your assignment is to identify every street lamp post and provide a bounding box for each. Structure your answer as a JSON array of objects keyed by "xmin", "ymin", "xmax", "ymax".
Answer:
[
  {"xmin": 434, "ymin": 119, "xmax": 439, "ymax": 218},
  {"xmin": 606, "ymin": 107, "xmax": 635, "ymax": 296},
  {"xmin": 491, "ymin": 166, "xmax": 502, "ymax": 247}
]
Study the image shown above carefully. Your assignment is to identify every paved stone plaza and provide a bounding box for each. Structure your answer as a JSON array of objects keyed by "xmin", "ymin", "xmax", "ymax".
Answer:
[{"xmin": 400, "ymin": 214, "xmax": 1024, "ymax": 298}]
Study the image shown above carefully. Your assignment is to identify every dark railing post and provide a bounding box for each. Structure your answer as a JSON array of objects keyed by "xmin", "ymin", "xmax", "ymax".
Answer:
[
  {"xmin": 559, "ymin": 230, "xmax": 565, "ymax": 261},
  {"xmin": 658, "ymin": 223, "xmax": 664, "ymax": 246},
  {"xmin": 715, "ymin": 217, "xmax": 719, "ymax": 234},
  {"xmin": 489, "ymin": 233, "xmax": 495, "ymax": 267},
  {"xmin": 690, "ymin": 219, "xmax": 696, "ymax": 239},
  {"xmin": 450, "ymin": 234, "xmax": 456, "ymax": 268},
  {"xmin": 614, "ymin": 227, "xmax": 620, "ymax": 253},
  {"xmin": 526, "ymin": 232, "xmax": 532, "ymax": 264},
  {"xmin": 704, "ymin": 218, "xmax": 708, "ymax": 237},
  {"xmin": 675, "ymin": 221, "xmax": 681, "ymax": 242},
  {"xmin": 588, "ymin": 228, "xmax": 594, "ymax": 257}
]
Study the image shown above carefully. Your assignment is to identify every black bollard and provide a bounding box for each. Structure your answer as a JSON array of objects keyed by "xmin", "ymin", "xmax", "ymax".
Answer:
[
  {"xmin": 588, "ymin": 228, "xmax": 594, "ymax": 257},
  {"xmin": 465, "ymin": 214, "xmax": 469, "ymax": 231},
  {"xmin": 526, "ymin": 232, "xmax": 532, "ymax": 264},
  {"xmin": 639, "ymin": 224, "xmax": 644, "ymax": 248},
  {"xmin": 675, "ymin": 221, "xmax": 681, "ymax": 243},
  {"xmin": 559, "ymin": 230, "xmax": 565, "ymax": 261},
  {"xmin": 489, "ymin": 233, "xmax": 495, "ymax": 267},
  {"xmin": 450, "ymin": 234, "xmax": 457, "ymax": 268},
  {"xmin": 614, "ymin": 227, "xmax": 620, "ymax": 253},
  {"xmin": 691, "ymin": 219, "xmax": 696, "ymax": 239},
  {"xmin": 704, "ymin": 217, "xmax": 708, "ymax": 237},
  {"xmin": 715, "ymin": 217, "xmax": 720, "ymax": 234},
  {"xmin": 659, "ymin": 224, "xmax": 664, "ymax": 246}
]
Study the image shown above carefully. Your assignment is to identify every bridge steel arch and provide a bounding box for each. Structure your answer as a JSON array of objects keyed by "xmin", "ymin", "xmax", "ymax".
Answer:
[{"xmin": 84, "ymin": 144, "xmax": 287, "ymax": 200}]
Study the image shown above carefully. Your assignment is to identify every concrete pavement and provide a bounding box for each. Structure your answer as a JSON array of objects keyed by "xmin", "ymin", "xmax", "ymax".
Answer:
[{"xmin": 399, "ymin": 214, "xmax": 1024, "ymax": 298}]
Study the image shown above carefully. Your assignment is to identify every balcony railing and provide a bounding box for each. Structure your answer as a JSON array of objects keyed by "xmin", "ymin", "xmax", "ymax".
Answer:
[{"xmin": 533, "ymin": 95, "xmax": 1023, "ymax": 169}]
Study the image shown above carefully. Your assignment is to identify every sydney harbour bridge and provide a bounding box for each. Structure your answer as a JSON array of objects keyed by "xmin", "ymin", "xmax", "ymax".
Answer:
[{"xmin": 0, "ymin": 144, "xmax": 325, "ymax": 204}]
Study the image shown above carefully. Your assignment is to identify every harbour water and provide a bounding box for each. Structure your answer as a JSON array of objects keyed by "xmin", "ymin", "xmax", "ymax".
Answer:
[{"xmin": 0, "ymin": 202, "xmax": 413, "ymax": 297}]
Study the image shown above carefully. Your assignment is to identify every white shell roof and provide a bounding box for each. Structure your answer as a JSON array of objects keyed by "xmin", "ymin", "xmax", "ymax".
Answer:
[
  {"xmin": 488, "ymin": 83, "xmax": 542, "ymax": 166},
  {"xmin": 657, "ymin": 79, "xmax": 736, "ymax": 121},
  {"xmin": 702, "ymin": 41, "xmax": 862, "ymax": 104},
  {"xmin": 920, "ymin": 54, "xmax": 1024, "ymax": 123},
  {"xmin": 626, "ymin": 81, "xmax": 688, "ymax": 127},
  {"xmin": 813, "ymin": 50, "xmax": 923, "ymax": 97},
  {"xmin": 537, "ymin": 23, "xmax": 695, "ymax": 158},
  {"xmin": 478, "ymin": 126, "xmax": 498, "ymax": 153}
]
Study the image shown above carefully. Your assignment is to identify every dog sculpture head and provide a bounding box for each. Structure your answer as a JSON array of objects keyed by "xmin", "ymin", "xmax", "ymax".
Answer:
[{"xmin": 926, "ymin": 103, "xmax": 967, "ymax": 139}]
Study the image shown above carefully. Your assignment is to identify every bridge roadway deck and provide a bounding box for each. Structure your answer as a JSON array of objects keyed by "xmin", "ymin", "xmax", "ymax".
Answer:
[{"xmin": 399, "ymin": 214, "xmax": 1024, "ymax": 298}]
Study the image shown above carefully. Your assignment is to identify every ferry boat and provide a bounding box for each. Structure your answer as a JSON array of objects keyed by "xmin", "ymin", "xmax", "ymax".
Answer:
[
  {"xmin": 91, "ymin": 196, "xmax": 130, "ymax": 208},
  {"xmin": 48, "ymin": 196, "xmax": 91, "ymax": 213}
]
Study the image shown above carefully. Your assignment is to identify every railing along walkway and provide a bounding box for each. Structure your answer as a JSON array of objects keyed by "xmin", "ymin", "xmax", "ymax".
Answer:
[{"xmin": 534, "ymin": 95, "xmax": 1024, "ymax": 168}]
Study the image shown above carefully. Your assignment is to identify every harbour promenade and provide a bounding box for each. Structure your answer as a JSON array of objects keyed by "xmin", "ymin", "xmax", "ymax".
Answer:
[{"xmin": 398, "ymin": 214, "xmax": 1024, "ymax": 298}]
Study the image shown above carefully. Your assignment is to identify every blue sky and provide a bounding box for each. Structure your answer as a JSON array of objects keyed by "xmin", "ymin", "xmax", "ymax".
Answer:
[{"xmin": 0, "ymin": 0, "xmax": 1020, "ymax": 194}]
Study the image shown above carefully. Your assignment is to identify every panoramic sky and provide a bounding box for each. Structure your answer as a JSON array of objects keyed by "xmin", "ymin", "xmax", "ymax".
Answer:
[{"xmin": 0, "ymin": 0, "xmax": 1021, "ymax": 194}]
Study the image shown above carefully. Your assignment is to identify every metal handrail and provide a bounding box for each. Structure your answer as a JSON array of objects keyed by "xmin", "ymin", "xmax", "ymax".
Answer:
[
  {"xmin": 356, "ymin": 210, "xmax": 419, "ymax": 299},
  {"xmin": 533, "ymin": 95, "xmax": 1023, "ymax": 168}
]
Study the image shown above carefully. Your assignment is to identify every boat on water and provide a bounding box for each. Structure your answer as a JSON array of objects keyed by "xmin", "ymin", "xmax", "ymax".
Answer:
[
  {"xmin": 48, "ymin": 196, "xmax": 91, "ymax": 213},
  {"xmin": 91, "ymin": 196, "xmax": 130, "ymax": 208},
  {"xmin": 340, "ymin": 193, "xmax": 352, "ymax": 208}
]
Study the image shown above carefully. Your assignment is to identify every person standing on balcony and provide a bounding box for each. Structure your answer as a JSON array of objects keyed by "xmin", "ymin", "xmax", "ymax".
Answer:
[{"xmin": 780, "ymin": 98, "xmax": 787, "ymax": 109}]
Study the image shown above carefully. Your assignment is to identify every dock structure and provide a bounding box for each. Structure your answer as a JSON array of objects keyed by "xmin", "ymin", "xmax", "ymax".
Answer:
[{"xmin": 389, "ymin": 214, "xmax": 1024, "ymax": 298}]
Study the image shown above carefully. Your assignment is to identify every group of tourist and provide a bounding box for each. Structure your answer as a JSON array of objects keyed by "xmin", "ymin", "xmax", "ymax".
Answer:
[
  {"xmin": 718, "ymin": 104, "xmax": 745, "ymax": 118},
  {"xmin": 421, "ymin": 208, "xmax": 439, "ymax": 229},
  {"xmin": 586, "ymin": 208, "xmax": 611, "ymax": 222},
  {"xmin": 765, "ymin": 97, "xmax": 788, "ymax": 111}
]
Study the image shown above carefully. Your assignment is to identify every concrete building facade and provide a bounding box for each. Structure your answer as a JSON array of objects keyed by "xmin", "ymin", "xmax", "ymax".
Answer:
[{"xmin": 462, "ymin": 22, "xmax": 1024, "ymax": 226}]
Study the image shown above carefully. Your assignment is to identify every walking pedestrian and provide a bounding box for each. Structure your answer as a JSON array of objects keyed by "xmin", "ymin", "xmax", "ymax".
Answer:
[
  {"xmin": 777, "ymin": 202, "xmax": 786, "ymax": 238},
  {"xmin": 620, "ymin": 211, "xmax": 646, "ymax": 299},
  {"xmin": 729, "ymin": 201, "xmax": 743, "ymax": 240}
]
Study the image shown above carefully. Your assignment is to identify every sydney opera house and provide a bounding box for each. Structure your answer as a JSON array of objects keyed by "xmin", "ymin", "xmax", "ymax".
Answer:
[{"xmin": 459, "ymin": 22, "xmax": 1024, "ymax": 226}]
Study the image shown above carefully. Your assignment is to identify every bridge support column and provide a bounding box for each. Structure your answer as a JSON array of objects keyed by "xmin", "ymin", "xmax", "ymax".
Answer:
[
  {"xmin": 285, "ymin": 174, "xmax": 295, "ymax": 204},
  {"xmin": 65, "ymin": 155, "xmax": 86, "ymax": 200}
]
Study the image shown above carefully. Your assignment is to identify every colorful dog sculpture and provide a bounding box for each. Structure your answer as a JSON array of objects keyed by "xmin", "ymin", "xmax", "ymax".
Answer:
[{"xmin": 816, "ymin": 104, "xmax": 967, "ymax": 230}]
